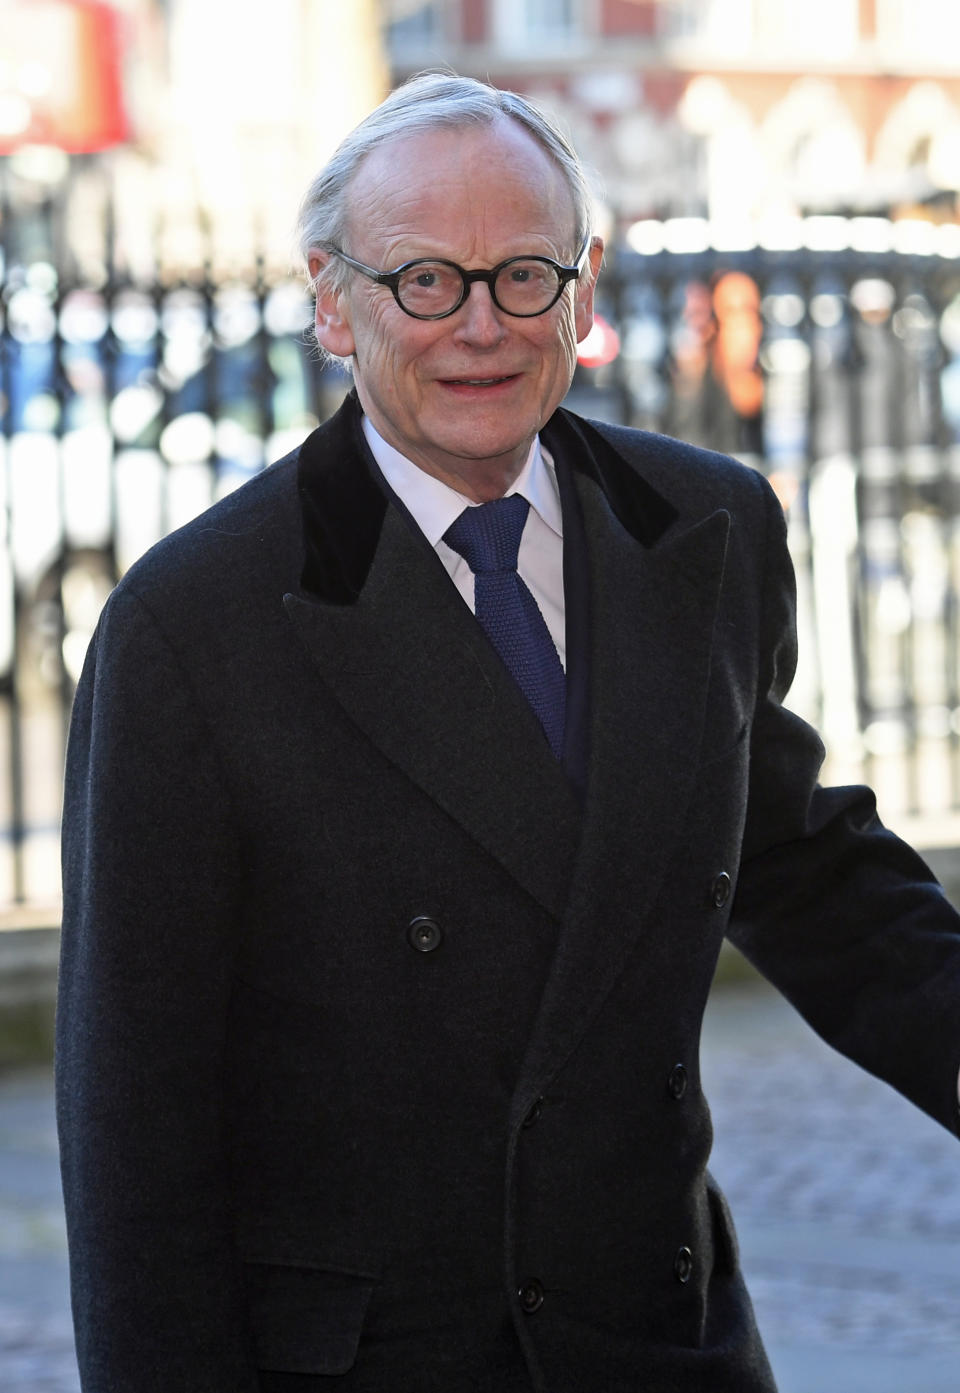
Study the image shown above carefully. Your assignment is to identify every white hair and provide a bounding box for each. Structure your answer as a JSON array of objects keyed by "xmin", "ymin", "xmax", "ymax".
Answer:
[{"xmin": 296, "ymin": 71, "xmax": 597, "ymax": 357}]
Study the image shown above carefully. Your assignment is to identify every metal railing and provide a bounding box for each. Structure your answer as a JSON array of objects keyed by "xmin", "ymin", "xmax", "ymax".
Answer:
[
  {"xmin": 587, "ymin": 220, "xmax": 960, "ymax": 839},
  {"xmin": 0, "ymin": 159, "xmax": 346, "ymax": 907}
]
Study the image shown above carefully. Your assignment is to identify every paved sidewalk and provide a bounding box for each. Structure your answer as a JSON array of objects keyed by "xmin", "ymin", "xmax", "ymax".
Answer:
[
  {"xmin": 1, "ymin": 978, "xmax": 958, "ymax": 1391},
  {"xmin": 0, "ymin": 1067, "xmax": 75, "ymax": 1392}
]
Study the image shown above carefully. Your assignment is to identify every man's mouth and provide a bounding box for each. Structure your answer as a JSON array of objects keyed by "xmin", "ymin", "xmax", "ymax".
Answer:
[{"xmin": 439, "ymin": 374, "xmax": 519, "ymax": 387}]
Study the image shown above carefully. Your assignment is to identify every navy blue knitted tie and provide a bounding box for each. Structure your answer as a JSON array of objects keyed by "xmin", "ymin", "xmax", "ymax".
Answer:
[{"xmin": 444, "ymin": 495, "xmax": 566, "ymax": 758}]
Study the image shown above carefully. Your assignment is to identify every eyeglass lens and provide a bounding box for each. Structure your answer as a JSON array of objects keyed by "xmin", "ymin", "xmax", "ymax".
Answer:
[{"xmin": 397, "ymin": 260, "xmax": 563, "ymax": 317}]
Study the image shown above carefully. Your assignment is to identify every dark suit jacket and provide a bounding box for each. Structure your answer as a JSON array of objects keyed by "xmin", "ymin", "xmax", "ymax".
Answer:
[{"xmin": 56, "ymin": 391, "xmax": 960, "ymax": 1392}]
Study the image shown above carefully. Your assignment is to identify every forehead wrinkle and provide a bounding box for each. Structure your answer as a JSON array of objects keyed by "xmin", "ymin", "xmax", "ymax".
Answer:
[
  {"xmin": 347, "ymin": 180, "xmax": 500, "ymax": 268},
  {"xmin": 346, "ymin": 178, "xmax": 451, "ymax": 253},
  {"xmin": 344, "ymin": 145, "xmax": 479, "ymax": 260}
]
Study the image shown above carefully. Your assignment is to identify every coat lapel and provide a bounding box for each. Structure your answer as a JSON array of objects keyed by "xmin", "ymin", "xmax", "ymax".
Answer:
[
  {"xmin": 285, "ymin": 393, "xmax": 580, "ymax": 922},
  {"xmin": 511, "ymin": 414, "xmax": 732, "ymax": 1122}
]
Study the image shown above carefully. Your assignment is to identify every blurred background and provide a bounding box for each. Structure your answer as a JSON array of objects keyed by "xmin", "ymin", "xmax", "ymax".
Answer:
[{"xmin": 1, "ymin": 3, "xmax": 960, "ymax": 1391}]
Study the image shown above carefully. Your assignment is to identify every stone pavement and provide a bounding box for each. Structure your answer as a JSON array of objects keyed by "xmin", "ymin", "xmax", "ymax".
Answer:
[
  {"xmin": 1, "ymin": 977, "xmax": 958, "ymax": 1392},
  {"xmin": 0, "ymin": 1067, "xmax": 76, "ymax": 1392}
]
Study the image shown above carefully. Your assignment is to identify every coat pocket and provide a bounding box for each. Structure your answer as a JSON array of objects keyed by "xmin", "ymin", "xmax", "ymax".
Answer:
[{"xmin": 243, "ymin": 1260, "xmax": 378, "ymax": 1375}]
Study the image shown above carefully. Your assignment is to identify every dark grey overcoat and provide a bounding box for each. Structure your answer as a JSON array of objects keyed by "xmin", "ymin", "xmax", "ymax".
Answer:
[{"xmin": 56, "ymin": 392, "xmax": 960, "ymax": 1392}]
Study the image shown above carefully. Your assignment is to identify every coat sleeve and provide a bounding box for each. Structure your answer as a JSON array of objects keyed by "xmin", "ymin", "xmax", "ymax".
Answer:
[
  {"xmin": 56, "ymin": 584, "xmax": 259, "ymax": 1391},
  {"xmin": 727, "ymin": 474, "xmax": 960, "ymax": 1139}
]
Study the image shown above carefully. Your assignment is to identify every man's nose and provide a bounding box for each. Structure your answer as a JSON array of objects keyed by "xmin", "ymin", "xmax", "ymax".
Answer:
[{"xmin": 451, "ymin": 281, "xmax": 507, "ymax": 345}]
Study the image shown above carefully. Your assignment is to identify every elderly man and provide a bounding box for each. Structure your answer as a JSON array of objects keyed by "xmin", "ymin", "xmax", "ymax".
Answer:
[{"xmin": 57, "ymin": 73, "xmax": 960, "ymax": 1393}]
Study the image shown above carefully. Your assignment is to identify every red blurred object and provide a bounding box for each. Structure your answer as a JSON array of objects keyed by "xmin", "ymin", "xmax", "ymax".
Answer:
[
  {"xmin": 0, "ymin": 0, "xmax": 129, "ymax": 155},
  {"xmin": 577, "ymin": 312, "xmax": 621, "ymax": 368}
]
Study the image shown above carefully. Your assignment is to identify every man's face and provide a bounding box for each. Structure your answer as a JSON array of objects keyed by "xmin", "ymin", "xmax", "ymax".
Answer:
[{"xmin": 311, "ymin": 117, "xmax": 602, "ymax": 500}]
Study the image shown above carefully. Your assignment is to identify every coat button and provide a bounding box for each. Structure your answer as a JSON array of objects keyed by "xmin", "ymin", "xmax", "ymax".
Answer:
[
  {"xmin": 674, "ymin": 1246, "xmax": 693, "ymax": 1284},
  {"xmin": 407, "ymin": 916, "xmax": 443, "ymax": 953},
  {"xmin": 667, "ymin": 1064, "xmax": 688, "ymax": 1100},
  {"xmin": 522, "ymin": 1098, "xmax": 544, "ymax": 1129},
  {"xmin": 518, "ymin": 1279, "xmax": 544, "ymax": 1313},
  {"xmin": 711, "ymin": 872, "xmax": 732, "ymax": 908}
]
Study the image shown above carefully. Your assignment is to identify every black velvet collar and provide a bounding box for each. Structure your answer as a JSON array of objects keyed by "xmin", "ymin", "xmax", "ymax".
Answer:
[
  {"xmin": 296, "ymin": 389, "xmax": 679, "ymax": 603},
  {"xmin": 296, "ymin": 390, "xmax": 389, "ymax": 603},
  {"xmin": 540, "ymin": 407, "xmax": 679, "ymax": 547}
]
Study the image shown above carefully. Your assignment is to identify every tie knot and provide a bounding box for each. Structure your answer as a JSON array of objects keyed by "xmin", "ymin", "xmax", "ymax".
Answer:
[{"xmin": 443, "ymin": 494, "xmax": 530, "ymax": 575}]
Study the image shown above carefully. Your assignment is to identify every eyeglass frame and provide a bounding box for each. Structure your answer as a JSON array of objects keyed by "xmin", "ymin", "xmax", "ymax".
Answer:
[{"xmin": 325, "ymin": 237, "xmax": 592, "ymax": 321}]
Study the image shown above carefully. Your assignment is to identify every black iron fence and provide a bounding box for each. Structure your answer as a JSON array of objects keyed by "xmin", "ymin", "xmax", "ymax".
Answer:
[
  {"xmin": 3, "ymin": 170, "xmax": 960, "ymax": 905},
  {"xmin": 0, "ymin": 159, "xmax": 347, "ymax": 908},
  {"xmin": 589, "ymin": 223, "xmax": 960, "ymax": 831}
]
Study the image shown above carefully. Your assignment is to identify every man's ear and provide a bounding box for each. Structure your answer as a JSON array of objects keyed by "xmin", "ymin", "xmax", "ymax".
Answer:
[
  {"xmin": 574, "ymin": 236, "xmax": 604, "ymax": 344},
  {"xmin": 308, "ymin": 249, "xmax": 356, "ymax": 359}
]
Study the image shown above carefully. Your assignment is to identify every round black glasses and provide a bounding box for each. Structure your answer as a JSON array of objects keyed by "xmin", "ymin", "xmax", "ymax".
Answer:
[{"xmin": 328, "ymin": 239, "xmax": 590, "ymax": 320}]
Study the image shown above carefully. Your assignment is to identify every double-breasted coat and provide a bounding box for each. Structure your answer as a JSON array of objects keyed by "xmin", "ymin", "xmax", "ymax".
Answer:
[{"xmin": 56, "ymin": 391, "xmax": 960, "ymax": 1391}]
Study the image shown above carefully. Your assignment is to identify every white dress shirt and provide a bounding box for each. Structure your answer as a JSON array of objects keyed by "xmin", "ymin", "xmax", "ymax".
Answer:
[{"xmin": 362, "ymin": 416, "xmax": 566, "ymax": 668}]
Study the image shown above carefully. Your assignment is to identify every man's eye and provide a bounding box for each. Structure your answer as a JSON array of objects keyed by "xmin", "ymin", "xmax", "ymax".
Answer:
[
  {"xmin": 509, "ymin": 267, "xmax": 531, "ymax": 284},
  {"xmin": 413, "ymin": 270, "xmax": 438, "ymax": 288}
]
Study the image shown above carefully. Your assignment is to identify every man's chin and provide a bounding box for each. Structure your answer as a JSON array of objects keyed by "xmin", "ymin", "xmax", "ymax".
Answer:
[{"xmin": 405, "ymin": 431, "xmax": 537, "ymax": 497}]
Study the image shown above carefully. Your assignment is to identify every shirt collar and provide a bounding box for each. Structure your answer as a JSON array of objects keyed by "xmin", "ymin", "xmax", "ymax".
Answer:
[{"xmin": 362, "ymin": 415, "xmax": 563, "ymax": 547}]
